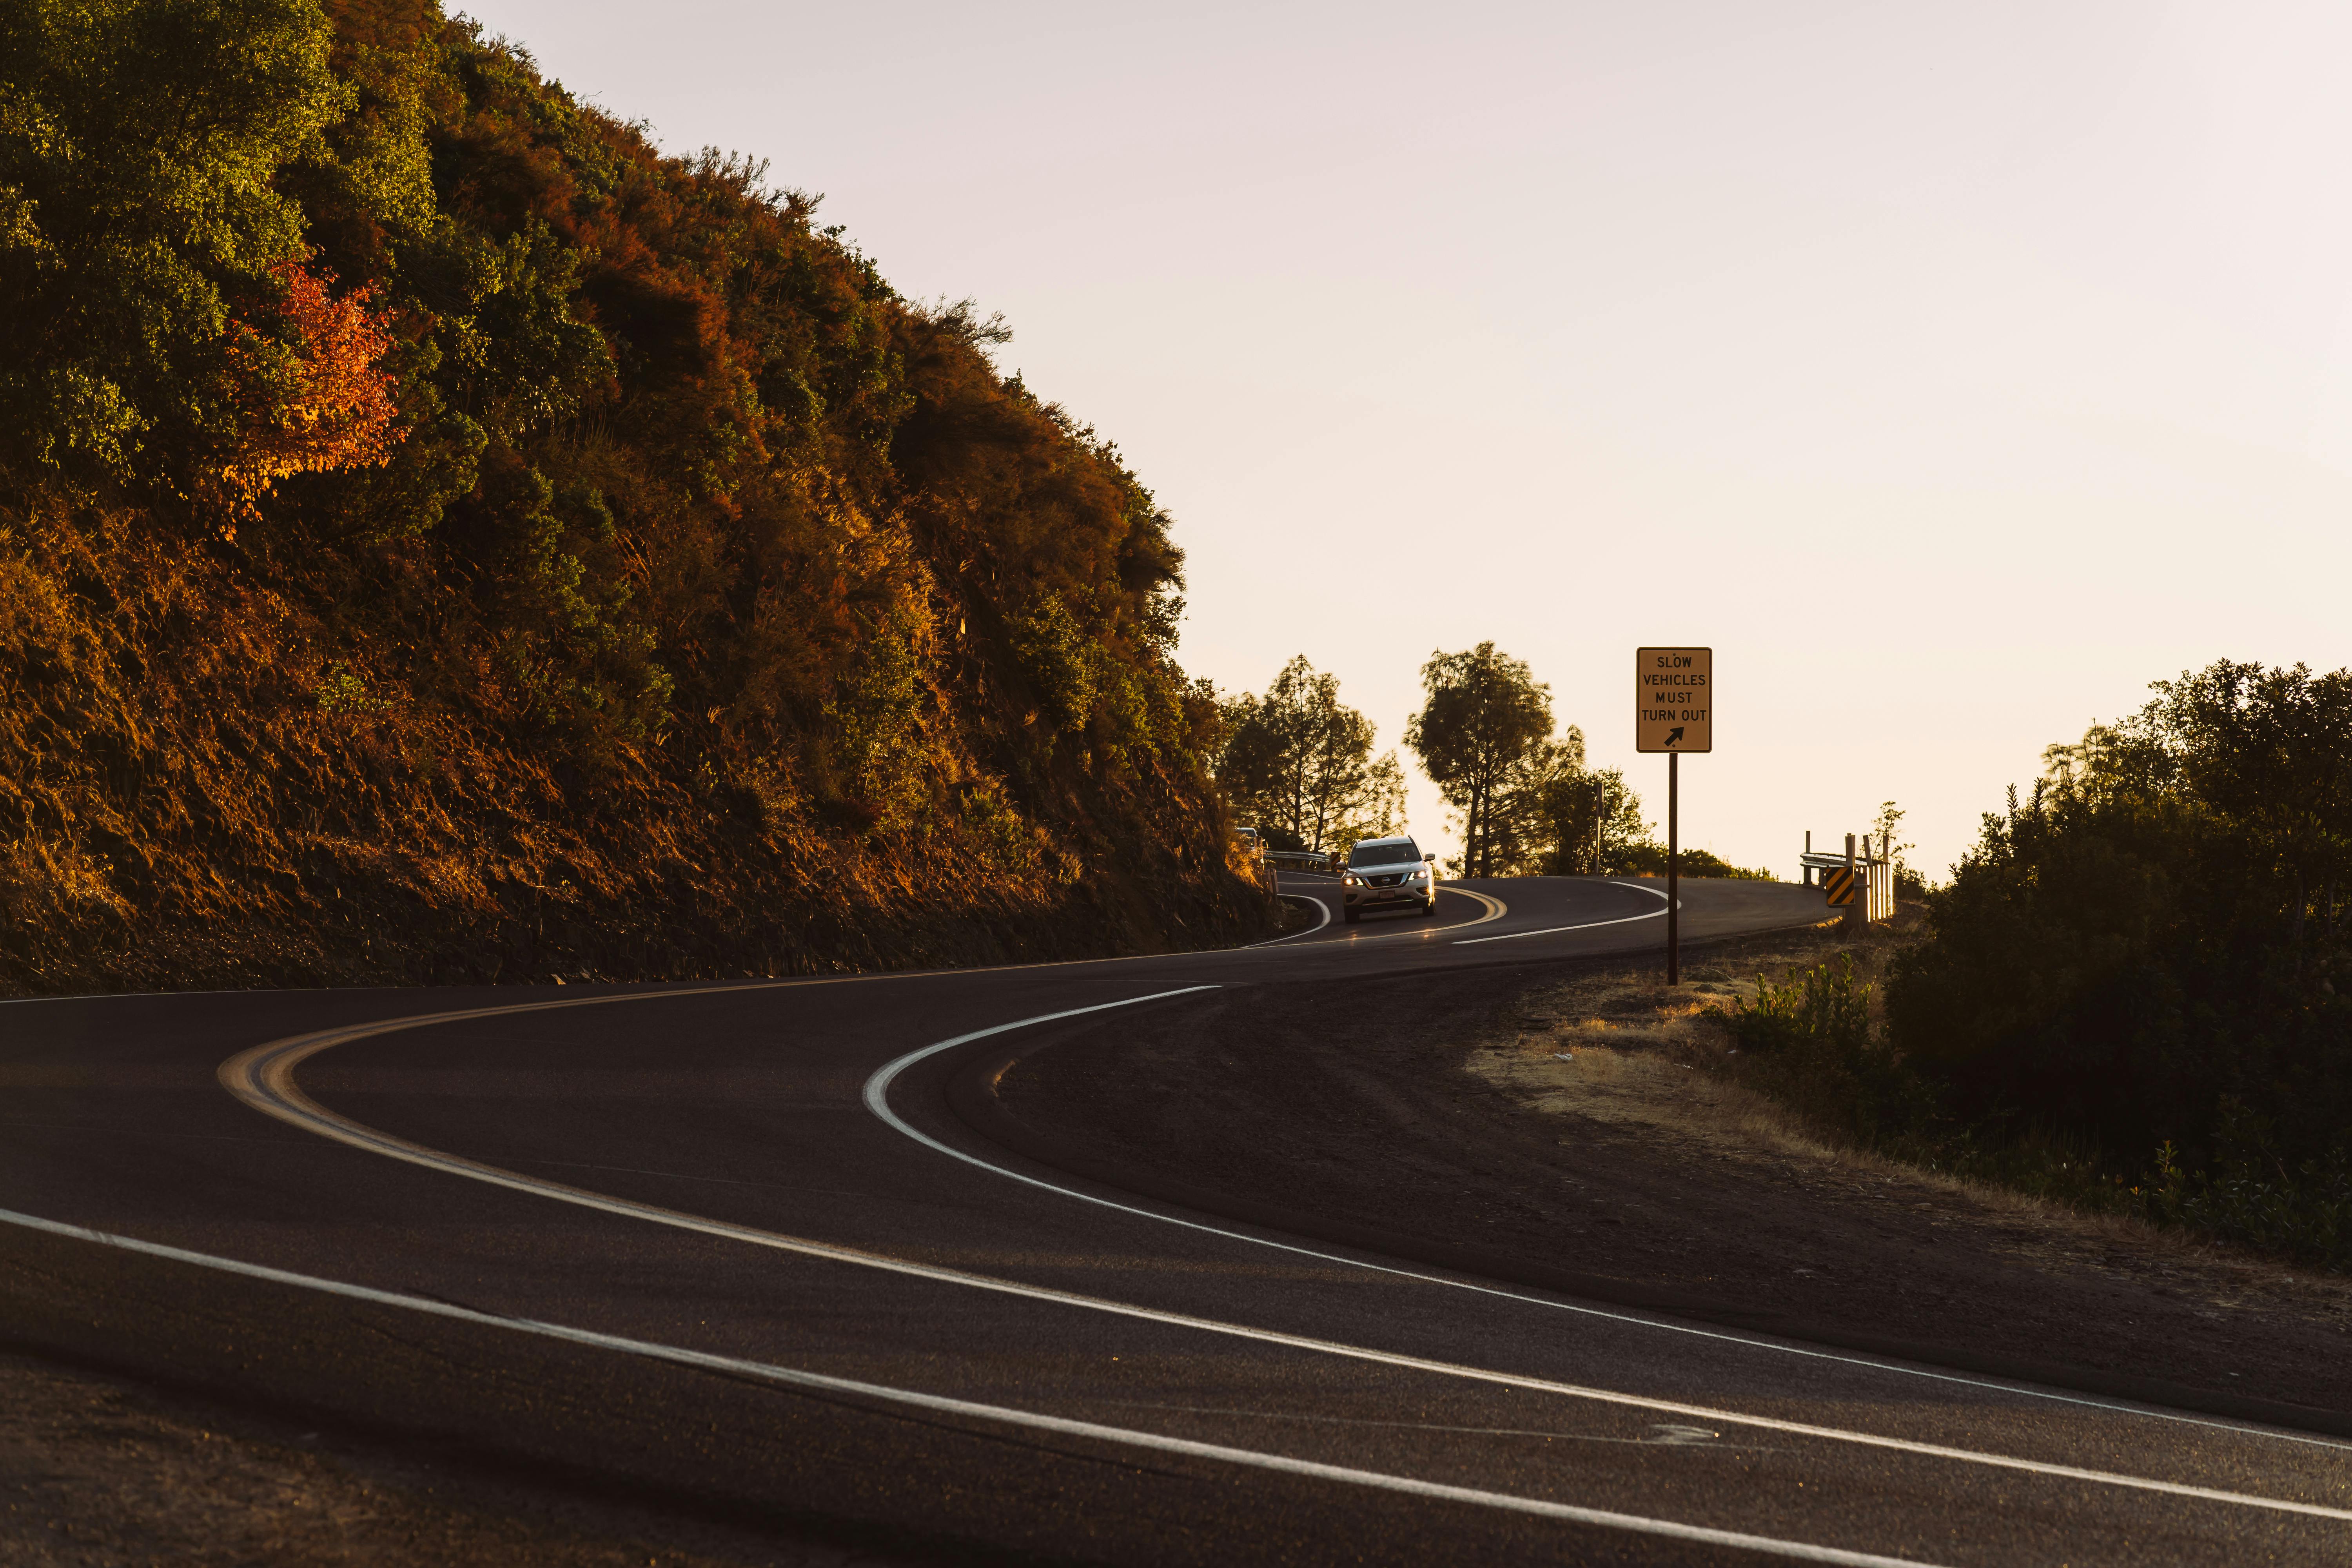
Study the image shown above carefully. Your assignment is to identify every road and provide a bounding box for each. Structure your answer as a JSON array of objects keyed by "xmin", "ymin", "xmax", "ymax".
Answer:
[{"xmin": 2, "ymin": 875, "xmax": 2348, "ymax": 1565}]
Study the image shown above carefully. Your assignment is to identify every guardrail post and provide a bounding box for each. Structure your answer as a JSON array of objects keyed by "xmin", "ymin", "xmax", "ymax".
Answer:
[{"xmin": 1843, "ymin": 833, "xmax": 1864, "ymax": 932}]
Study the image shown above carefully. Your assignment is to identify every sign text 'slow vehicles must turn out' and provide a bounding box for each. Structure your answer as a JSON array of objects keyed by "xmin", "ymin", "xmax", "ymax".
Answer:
[{"xmin": 1635, "ymin": 647, "xmax": 1711, "ymax": 753}]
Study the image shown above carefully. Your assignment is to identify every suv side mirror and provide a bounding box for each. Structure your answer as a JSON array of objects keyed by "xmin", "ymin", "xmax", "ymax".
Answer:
[{"xmin": 1425, "ymin": 853, "xmax": 1437, "ymax": 862}]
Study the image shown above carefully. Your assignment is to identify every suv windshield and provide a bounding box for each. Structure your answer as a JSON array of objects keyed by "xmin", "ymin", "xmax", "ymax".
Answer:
[{"xmin": 1349, "ymin": 840, "xmax": 1421, "ymax": 868}]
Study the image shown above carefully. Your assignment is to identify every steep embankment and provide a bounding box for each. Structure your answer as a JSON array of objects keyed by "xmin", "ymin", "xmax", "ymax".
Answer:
[{"xmin": 0, "ymin": 0, "xmax": 1268, "ymax": 990}]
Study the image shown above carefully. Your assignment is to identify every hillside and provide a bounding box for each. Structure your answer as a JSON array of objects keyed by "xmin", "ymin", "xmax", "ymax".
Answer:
[{"xmin": 0, "ymin": 0, "xmax": 1270, "ymax": 991}]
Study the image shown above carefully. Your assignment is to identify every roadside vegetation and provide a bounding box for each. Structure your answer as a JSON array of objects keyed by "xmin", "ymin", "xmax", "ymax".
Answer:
[
  {"xmin": 0, "ymin": 0, "xmax": 1265, "ymax": 990},
  {"xmin": 1207, "ymin": 656, "xmax": 1407, "ymax": 854},
  {"xmin": 1213, "ymin": 641, "xmax": 1768, "ymax": 877},
  {"xmin": 1715, "ymin": 662, "xmax": 2352, "ymax": 1270},
  {"xmin": 1472, "ymin": 919, "xmax": 2352, "ymax": 1345}
]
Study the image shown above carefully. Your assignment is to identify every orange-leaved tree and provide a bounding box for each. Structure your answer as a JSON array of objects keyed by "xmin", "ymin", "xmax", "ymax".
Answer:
[{"xmin": 212, "ymin": 258, "xmax": 405, "ymax": 519}]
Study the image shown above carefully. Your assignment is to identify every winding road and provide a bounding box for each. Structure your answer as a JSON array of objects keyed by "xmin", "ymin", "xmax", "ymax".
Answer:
[{"xmin": 3, "ymin": 875, "xmax": 2348, "ymax": 1564}]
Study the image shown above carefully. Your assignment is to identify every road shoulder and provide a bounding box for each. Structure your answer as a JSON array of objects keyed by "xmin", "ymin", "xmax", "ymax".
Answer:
[{"xmin": 972, "ymin": 929, "xmax": 2352, "ymax": 1430}]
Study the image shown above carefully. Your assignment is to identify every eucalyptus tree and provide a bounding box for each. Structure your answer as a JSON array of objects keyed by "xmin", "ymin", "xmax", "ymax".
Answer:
[
  {"xmin": 1218, "ymin": 655, "xmax": 1404, "ymax": 853},
  {"xmin": 1405, "ymin": 642, "xmax": 1554, "ymax": 877}
]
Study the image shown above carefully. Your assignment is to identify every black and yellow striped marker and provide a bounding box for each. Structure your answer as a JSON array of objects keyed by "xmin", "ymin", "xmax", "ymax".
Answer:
[{"xmin": 1822, "ymin": 866, "xmax": 1857, "ymax": 906}]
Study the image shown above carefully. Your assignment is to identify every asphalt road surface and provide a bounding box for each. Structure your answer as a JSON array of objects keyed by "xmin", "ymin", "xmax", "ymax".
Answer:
[{"xmin": 4, "ymin": 875, "xmax": 2348, "ymax": 1565}]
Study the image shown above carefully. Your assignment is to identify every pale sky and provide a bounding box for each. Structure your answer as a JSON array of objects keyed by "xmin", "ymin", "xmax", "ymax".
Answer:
[{"xmin": 461, "ymin": 0, "xmax": 2352, "ymax": 880}]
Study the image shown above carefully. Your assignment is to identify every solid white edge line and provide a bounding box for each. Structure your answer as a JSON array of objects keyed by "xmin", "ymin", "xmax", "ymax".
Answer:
[
  {"xmin": 193, "ymin": 987, "xmax": 2352, "ymax": 1514},
  {"xmin": 197, "ymin": 975, "xmax": 2352, "ymax": 1479},
  {"xmin": 1454, "ymin": 909, "xmax": 1661, "ymax": 946},
  {"xmin": 1248, "ymin": 891, "xmax": 1333, "ymax": 946},
  {"xmin": 862, "ymin": 998, "xmax": 2352, "ymax": 1463},
  {"xmin": 210, "ymin": 986, "xmax": 2352, "ymax": 1481},
  {"xmin": 1454, "ymin": 878, "xmax": 1678, "ymax": 947},
  {"xmin": 0, "ymin": 1204, "xmax": 1942, "ymax": 1568}
]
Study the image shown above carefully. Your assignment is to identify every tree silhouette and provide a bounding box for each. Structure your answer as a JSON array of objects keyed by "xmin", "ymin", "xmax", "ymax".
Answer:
[
  {"xmin": 1218, "ymin": 656, "xmax": 1404, "ymax": 853},
  {"xmin": 1405, "ymin": 642, "xmax": 1553, "ymax": 878}
]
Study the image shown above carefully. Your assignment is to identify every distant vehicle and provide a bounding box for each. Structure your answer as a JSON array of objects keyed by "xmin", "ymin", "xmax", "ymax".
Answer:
[
  {"xmin": 1234, "ymin": 827, "xmax": 1262, "ymax": 856},
  {"xmin": 1341, "ymin": 836, "xmax": 1436, "ymax": 924}
]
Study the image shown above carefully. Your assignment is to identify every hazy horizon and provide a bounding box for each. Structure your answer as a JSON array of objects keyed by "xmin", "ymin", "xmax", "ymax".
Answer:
[{"xmin": 455, "ymin": 0, "xmax": 2352, "ymax": 878}]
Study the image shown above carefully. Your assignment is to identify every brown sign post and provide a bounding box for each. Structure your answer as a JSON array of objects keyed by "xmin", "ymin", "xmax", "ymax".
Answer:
[{"xmin": 1636, "ymin": 648, "xmax": 1712, "ymax": 985}]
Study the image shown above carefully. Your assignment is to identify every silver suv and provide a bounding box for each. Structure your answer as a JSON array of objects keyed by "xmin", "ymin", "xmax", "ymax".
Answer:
[{"xmin": 1342, "ymin": 836, "xmax": 1436, "ymax": 923}]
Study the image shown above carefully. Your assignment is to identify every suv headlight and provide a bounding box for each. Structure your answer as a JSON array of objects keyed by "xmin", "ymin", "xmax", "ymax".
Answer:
[{"xmin": 1342, "ymin": 872, "xmax": 1359, "ymax": 886}]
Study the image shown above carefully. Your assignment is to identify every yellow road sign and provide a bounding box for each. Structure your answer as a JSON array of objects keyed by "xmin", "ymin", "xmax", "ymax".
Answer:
[
  {"xmin": 1822, "ymin": 866, "xmax": 1857, "ymax": 906},
  {"xmin": 1636, "ymin": 647, "xmax": 1712, "ymax": 753}
]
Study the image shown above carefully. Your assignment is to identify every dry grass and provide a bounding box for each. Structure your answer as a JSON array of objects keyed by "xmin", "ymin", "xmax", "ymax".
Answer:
[
  {"xmin": 1465, "ymin": 915, "xmax": 2352, "ymax": 1326},
  {"xmin": 0, "ymin": 504, "xmax": 1274, "ymax": 994}
]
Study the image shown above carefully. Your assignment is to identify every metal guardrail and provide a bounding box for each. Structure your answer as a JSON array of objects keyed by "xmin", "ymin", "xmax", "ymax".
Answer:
[
  {"xmin": 1264, "ymin": 849, "xmax": 1335, "ymax": 872},
  {"xmin": 1800, "ymin": 838, "xmax": 1895, "ymax": 922}
]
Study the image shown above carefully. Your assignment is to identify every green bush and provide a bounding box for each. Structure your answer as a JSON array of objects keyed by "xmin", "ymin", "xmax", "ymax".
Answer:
[
  {"xmin": 2146, "ymin": 1132, "xmax": 2352, "ymax": 1269},
  {"xmin": 1885, "ymin": 660, "xmax": 2352, "ymax": 1264},
  {"xmin": 1723, "ymin": 956, "xmax": 1934, "ymax": 1146}
]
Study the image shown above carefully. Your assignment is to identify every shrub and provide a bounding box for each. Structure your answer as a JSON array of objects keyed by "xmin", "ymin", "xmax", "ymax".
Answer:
[
  {"xmin": 1723, "ymin": 956, "xmax": 1933, "ymax": 1146},
  {"xmin": 1886, "ymin": 660, "xmax": 2352, "ymax": 1263},
  {"xmin": 2145, "ymin": 1127, "xmax": 2352, "ymax": 1270},
  {"xmin": 1614, "ymin": 844, "xmax": 1773, "ymax": 879}
]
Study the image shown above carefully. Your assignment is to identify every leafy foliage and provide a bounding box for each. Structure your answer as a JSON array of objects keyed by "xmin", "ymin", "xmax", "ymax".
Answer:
[
  {"xmin": 1725, "ymin": 956, "xmax": 1932, "ymax": 1145},
  {"xmin": 1886, "ymin": 660, "xmax": 2352, "ymax": 1265},
  {"xmin": 1611, "ymin": 844, "xmax": 1771, "ymax": 880},
  {"xmin": 1399, "ymin": 641, "xmax": 1717, "ymax": 879},
  {"xmin": 1405, "ymin": 642, "xmax": 1555, "ymax": 877},
  {"xmin": 0, "ymin": 0, "xmax": 1263, "ymax": 988},
  {"xmin": 1520, "ymin": 760, "xmax": 1644, "ymax": 875},
  {"xmin": 0, "ymin": 0, "xmax": 351, "ymax": 485},
  {"xmin": 1214, "ymin": 655, "xmax": 1404, "ymax": 853}
]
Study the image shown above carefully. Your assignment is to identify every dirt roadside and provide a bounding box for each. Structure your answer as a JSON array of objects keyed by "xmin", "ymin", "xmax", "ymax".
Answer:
[
  {"xmin": 980, "ymin": 921, "xmax": 2352, "ymax": 1428},
  {"xmin": 0, "ymin": 1348, "xmax": 927, "ymax": 1568}
]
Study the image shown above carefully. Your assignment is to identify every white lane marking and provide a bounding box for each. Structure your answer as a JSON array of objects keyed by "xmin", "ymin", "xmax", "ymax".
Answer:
[
  {"xmin": 865, "ymin": 1005, "xmax": 2352, "ymax": 1458},
  {"xmin": 1247, "ymin": 892, "xmax": 1333, "ymax": 946},
  {"xmin": 217, "ymin": 988, "xmax": 2352, "ymax": 1475},
  {"xmin": 0, "ymin": 1205, "xmax": 1937, "ymax": 1568},
  {"xmin": 1454, "ymin": 879, "xmax": 1674, "ymax": 946},
  {"xmin": 1455, "ymin": 909, "xmax": 1661, "ymax": 946},
  {"xmin": 1095, "ymin": 1401, "xmax": 1773, "ymax": 1450}
]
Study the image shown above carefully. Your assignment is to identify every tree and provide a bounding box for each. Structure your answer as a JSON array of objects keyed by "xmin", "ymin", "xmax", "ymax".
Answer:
[
  {"xmin": 1405, "ymin": 642, "xmax": 1553, "ymax": 877},
  {"xmin": 1887, "ymin": 660, "xmax": 2352, "ymax": 1200},
  {"xmin": 0, "ymin": 0, "xmax": 353, "ymax": 491},
  {"xmin": 0, "ymin": 2, "xmax": 1279, "ymax": 996},
  {"xmin": 1533, "ymin": 763, "xmax": 1653, "ymax": 875},
  {"xmin": 1873, "ymin": 800, "xmax": 1924, "ymax": 899},
  {"xmin": 1218, "ymin": 655, "xmax": 1404, "ymax": 852},
  {"xmin": 1480, "ymin": 728, "xmax": 1584, "ymax": 875}
]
